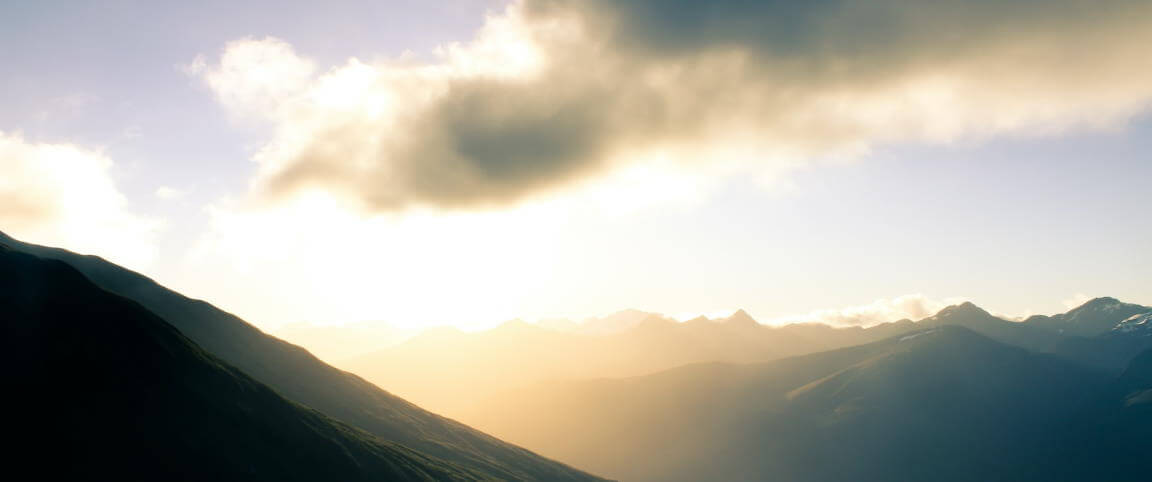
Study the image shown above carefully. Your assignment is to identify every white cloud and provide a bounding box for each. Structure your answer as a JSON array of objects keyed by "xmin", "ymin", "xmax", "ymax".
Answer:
[
  {"xmin": 191, "ymin": 0, "xmax": 1152, "ymax": 212},
  {"xmin": 154, "ymin": 186, "xmax": 185, "ymax": 200},
  {"xmin": 767, "ymin": 294, "xmax": 971, "ymax": 327},
  {"xmin": 1062, "ymin": 293, "xmax": 1095, "ymax": 310},
  {"xmin": 0, "ymin": 131, "xmax": 160, "ymax": 270},
  {"xmin": 175, "ymin": 0, "xmax": 1152, "ymax": 331}
]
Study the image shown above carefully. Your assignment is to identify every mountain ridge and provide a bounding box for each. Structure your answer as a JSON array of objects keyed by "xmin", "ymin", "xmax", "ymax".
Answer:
[
  {"xmin": 462, "ymin": 325, "xmax": 1110, "ymax": 481},
  {"xmin": 2, "ymin": 247, "xmax": 486, "ymax": 480},
  {"xmin": 0, "ymin": 230, "xmax": 605, "ymax": 481}
]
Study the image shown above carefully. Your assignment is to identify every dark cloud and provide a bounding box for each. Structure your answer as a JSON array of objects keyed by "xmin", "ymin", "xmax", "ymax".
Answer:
[{"xmin": 202, "ymin": 0, "xmax": 1152, "ymax": 211}]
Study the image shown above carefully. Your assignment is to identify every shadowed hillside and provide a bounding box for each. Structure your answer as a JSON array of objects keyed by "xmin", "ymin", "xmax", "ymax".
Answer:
[
  {"xmin": 0, "ymin": 231, "xmax": 605, "ymax": 481},
  {"xmin": 2, "ymin": 246, "xmax": 482, "ymax": 480},
  {"xmin": 462, "ymin": 327, "xmax": 1119, "ymax": 481}
]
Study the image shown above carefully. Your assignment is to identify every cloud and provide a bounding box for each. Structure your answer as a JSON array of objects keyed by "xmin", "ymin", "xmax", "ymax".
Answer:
[
  {"xmin": 1062, "ymin": 293, "xmax": 1095, "ymax": 310},
  {"xmin": 154, "ymin": 186, "xmax": 185, "ymax": 200},
  {"xmin": 768, "ymin": 294, "xmax": 970, "ymax": 327},
  {"xmin": 192, "ymin": 0, "xmax": 1152, "ymax": 211},
  {"xmin": 0, "ymin": 131, "xmax": 160, "ymax": 270}
]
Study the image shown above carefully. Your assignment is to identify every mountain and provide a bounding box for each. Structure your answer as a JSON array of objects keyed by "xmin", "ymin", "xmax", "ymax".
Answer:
[
  {"xmin": 0, "ymin": 231, "xmax": 603, "ymax": 481},
  {"xmin": 462, "ymin": 326, "xmax": 1110, "ymax": 481},
  {"xmin": 1032, "ymin": 299, "xmax": 1152, "ymax": 374},
  {"xmin": 917, "ymin": 301, "xmax": 1066, "ymax": 352},
  {"xmin": 915, "ymin": 300, "xmax": 1152, "ymax": 374},
  {"xmin": 721, "ymin": 308, "xmax": 758, "ymax": 327},
  {"xmin": 342, "ymin": 310, "xmax": 906, "ymax": 417},
  {"xmin": 577, "ymin": 309, "xmax": 658, "ymax": 335},
  {"xmin": 2, "ymin": 246, "xmax": 480, "ymax": 480},
  {"xmin": 1025, "ymin": 296, "xmax": 1152, "ymax": 337},
  {"xmin": 1058, "ymin": 347, "xmax": 1152, "ymax": 481},
  {"xmin": 343, "ymin": 299, "xmax": 1149, "ymax": 421}
]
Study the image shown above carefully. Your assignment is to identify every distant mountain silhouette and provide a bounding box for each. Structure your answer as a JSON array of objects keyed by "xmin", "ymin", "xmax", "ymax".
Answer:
[
  {"xmin": 577, "ymin": 309, "xmax": 657, "ymax": 335},
  {"xmin": 10, "ymin": 229, "xmax": 1149, "ymax": 482},
  {"xmin": 464, "ymin": 327, "xmax": 1123, "ymax": 482},
  {"xmin": 348, "ymin": 298, "xmax": 1152, "ymax": 420},
  {"xmin": 0, "ymin": 231, "xmax": 603, "ymax": 481},
  {"xmin": 917, "ymin": 301, "xmax": 1067, "ymax": 352},
  {"xmin": 1031, "ymin": 299, "xmax": 1152, "ymax": 374},
  {"xmin": 1026, "ymin": 296, "xmax": 1152, "ymax": 337},
  {"xmin": 2, "ymin": 246, "xmax": 479, "ymax": 480},
  {"xmin": 897, "ymin": 299, "xmax": 1152, "ymax": 374},
  {"xmin": 342, "ymin": 309, "xmax": 907, "ymax": 417}
]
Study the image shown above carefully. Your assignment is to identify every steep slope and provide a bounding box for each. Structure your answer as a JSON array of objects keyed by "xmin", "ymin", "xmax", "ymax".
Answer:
[
  {"xmin": 464, "ymin": 327, "xmax": 1108, "ymax": 482},
  {"xmin": 2, "ymin": 246, "xmax": 479, "ymax": 481},
  {"xmin": 0, "ymin": 231, "xmax": 603, "ymax": 481}
]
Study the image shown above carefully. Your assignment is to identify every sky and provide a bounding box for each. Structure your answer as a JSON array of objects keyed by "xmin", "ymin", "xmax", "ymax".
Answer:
[{"xmin": 2, "ymin": 0, "xmax": 1150, "ymax": 333}]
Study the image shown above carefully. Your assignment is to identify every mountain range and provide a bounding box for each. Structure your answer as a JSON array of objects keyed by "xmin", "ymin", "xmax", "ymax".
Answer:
[
  {"xmin": 341, "ymin": 298, "xmax": 1151, "ymax": 419},
  {"xmin": 5, "ymin": 228, "xmax": 1150, "ymax": 481},
  {"xmin": 462, "ymin": 325, "xmax": 1152, "ymax": 481},
  {"xmin": 340, "ymin": 309, "xmax": 918, "ymax": 416}
]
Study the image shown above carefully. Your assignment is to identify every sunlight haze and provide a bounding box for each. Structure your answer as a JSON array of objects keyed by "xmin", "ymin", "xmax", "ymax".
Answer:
[{"xmin": 3, "ymin": 0, "xmax": 1149, "ymax": 333}]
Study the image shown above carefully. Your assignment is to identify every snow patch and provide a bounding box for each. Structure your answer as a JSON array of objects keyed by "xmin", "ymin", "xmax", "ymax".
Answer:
[
  {"xmin": 899, "ymin": 330, "xmax": 936, "ymax": 343},
  {"xmin": 1113, "ymin": 312, "xmax": 1152, "ymax": 333}
]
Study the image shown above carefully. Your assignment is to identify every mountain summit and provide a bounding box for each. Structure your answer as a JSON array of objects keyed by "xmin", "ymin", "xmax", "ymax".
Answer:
[
  {"xmin": 1026, "ymin": 297, "xmax": 1152, "ymax": 337},
  {"xmin": 721, "ymin": 309, "xmax": 759, "ymax": 326},
  {"xmin": 932, "ymin": 301, "xmax": 992, "ymax": 320}
]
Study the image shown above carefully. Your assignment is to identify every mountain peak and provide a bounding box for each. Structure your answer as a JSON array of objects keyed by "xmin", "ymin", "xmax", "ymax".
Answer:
[
  {"xmin": 1051, "ymin": 297, "xmax": 1152, "ymax": 336},
  {"xmin": 1063, "ymin": 296, "xmax": 1149, "ymax": 318},
  {"xmin": 1075, "ymin": 296, "xmax": 1122, "ymax": 310},
  {"xmin": 579, "ymin": 308, "xmax": 655, "ymax": 334},
  {"xmin": 492, "ymin": 318, "xmax": 540, "ymax": 334},
  {"xmin": 1076, "ymin": 296, "xmax": 1147, "ymax": 315},
  {"xmin": 934, "ymin": 301, "xmax": 991, "ymax": 319},
  {"xmin": 684, "ymin": 315, "xmax": 711, "ymax": 324},
  {"xmin": 723, "ymin": 309, "xmax": 759, "ymax": 326}
]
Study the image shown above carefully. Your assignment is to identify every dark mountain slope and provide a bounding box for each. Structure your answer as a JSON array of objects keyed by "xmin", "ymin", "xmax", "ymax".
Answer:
[
  {"xmin": 0, "ymin": 231, "xmax": 603, "ymax": 481},
  {"xmin": 466, "ymin": 327, "xmax": 1108, "ymax": 482},
  {"xmin": 1, "ymin": 246, "xmax": 480, "ymax": 481},
  {"xmin": 1058, "ymin": 347, "xmax": 1152, "ymax": 481},
  {"xmin": 1020, "ymin": 297, "xmax": 1152, "ymax": 374},
  {"xmin": 771, "ymin": 327, "xmax": 1102, "ymax": 482}
]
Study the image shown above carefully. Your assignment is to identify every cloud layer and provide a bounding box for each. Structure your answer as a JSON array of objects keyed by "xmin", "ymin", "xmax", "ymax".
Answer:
[
  {"xmin": 195, "ymin": 0, "xmax": 1152, "ymax": 211},
  {"xmin": 0, "ymin": 132, "xmax": 159, "ymax": 269},
  {"xmin": 768, "ymin": 294, "xmax": 971, "ymax": 327}
]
